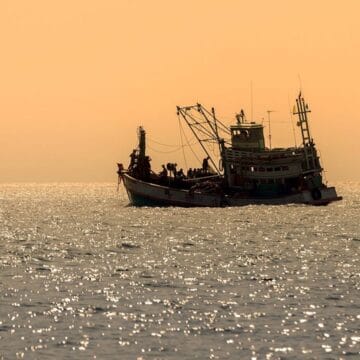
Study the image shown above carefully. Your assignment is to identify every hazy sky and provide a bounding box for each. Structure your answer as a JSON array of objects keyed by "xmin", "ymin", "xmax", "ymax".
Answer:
[{"xmin": 1, "ymin": 0, "xmax": 359, "ymax": 182}]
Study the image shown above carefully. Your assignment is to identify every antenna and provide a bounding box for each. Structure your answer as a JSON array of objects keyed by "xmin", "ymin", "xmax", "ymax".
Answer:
[
  {"xmin": 298, "ymin": 74, "xmax": 303, "ymax": 93},
  {"xmin": 288, "ymin": 93, "xmax": 297, "ymax": 147},
  {"xmin": 266, "ymin": 110, "xmax": 275, "ymax": 150},
  {"xmin": 250, "ymin": 81, "xmax": 254, "ymax": 121}
]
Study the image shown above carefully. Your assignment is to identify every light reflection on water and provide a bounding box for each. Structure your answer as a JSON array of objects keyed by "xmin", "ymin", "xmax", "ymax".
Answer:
[{"xmin": 0, "ymin": 183, "xmax": 359, "ymax": 359}]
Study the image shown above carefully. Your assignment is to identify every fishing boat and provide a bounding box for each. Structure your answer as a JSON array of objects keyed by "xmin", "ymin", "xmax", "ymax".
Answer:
[{"xmin": 117, "ymin": 93, "xmax": 342, "ymax": 206}]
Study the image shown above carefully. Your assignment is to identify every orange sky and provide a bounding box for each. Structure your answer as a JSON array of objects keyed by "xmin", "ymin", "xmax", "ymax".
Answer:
[{"xmin": 0, "ymin": 0, "xmax": 359, "ymax": 182}]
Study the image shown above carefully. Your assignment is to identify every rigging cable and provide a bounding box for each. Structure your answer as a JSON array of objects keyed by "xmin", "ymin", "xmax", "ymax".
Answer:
[
  {"xmin": 147, "ymin": 144, "xmax": 183, "ymax": 154},
  {"xmin": 178, "ymin": 114, "xmax": 188, "ymax": 170},
  {"xmin": 148, "ymin": 137, "xmax": 198, "ymax": 148},
  {"xmin": 178, "ymin": 113, "xmax": 202, "ymax": 166},
  {"xmin": 148, "ymin": 138, "xmax": 179, "ymax": 147}
]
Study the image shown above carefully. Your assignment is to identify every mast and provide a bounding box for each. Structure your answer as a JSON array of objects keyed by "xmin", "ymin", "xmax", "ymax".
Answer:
[
  {"xmin": 211, "ymin": 107, "xmax": 220, "ymax": 154},
  {"xmin": 293, "ymin": 93, "xmax": 318, "ymax": 172},
  {"xmin": 294, "ymin": 93, "xmax": 312, "ymax": 146},
  {"xmin": 138, "ymin": 126, "xmax": 146, "ymax": 159}
]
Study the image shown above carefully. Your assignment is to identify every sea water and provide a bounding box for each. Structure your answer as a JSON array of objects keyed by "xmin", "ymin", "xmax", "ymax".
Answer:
[{"xmin": 0, "ymin": 183, "xmax": 359, "ymax": 359}]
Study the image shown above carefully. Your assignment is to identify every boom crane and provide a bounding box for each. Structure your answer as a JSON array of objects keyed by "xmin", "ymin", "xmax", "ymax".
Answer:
[{"xmin": 176, "ymin": 104, "xmax": 230, "ymax": 175}]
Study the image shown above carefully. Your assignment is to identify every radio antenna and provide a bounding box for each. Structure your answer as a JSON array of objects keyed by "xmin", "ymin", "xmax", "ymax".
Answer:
[
  {"xmin": 288, "ymin": 93, "xmax": 297, "ymax": 147},
  {"xmin": 298, "ymin": 74, "xmax": 303, "ymax": 93},
  {"xmin": 250, "ymin": 81, "xmax": 254, "ymax": 121},
  {"xmin": 267, "ymin": 110, "xmax": 275, "ymax": 150}
]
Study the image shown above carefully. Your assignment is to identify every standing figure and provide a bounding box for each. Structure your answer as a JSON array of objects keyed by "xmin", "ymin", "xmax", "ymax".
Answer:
[
  {"xmin": 202, "ymin": 156, "xmax": 210, "ymax": 173},
  {"xmin": 159, "ymin": 164, "xmax": 168, "ymax": 180},
  {"xmin": 166, "ymin": 163, "xmax": 177, "ymax": 177}
]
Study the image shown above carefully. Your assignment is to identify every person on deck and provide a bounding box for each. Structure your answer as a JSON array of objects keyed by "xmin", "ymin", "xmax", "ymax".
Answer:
[
  {"xmin": 159, "ymin": 164, "xmax": 168, "ymax": 180},
  {"xmin": 202, "ymin": 156, "xmax": 210, "ymax": 173},
  {"xmin": 177, "ymin": 168, "xmax": 184, "ymax": 179},
  {"xmin": 166, "ymin": 163, "xmax": 177, "ymax": 177}
]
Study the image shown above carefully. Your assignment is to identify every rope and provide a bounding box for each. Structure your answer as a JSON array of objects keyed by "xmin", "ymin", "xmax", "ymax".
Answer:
[
  {"xmin": 178, "ymin": 115, "xmax": 188, "ymax": 169},
  {"xmin": 147, "ymin": 144, "xmax": 183, "ymax": 154},
  {"xmin": 148, "ymin": 137, "xmax": 180, "ymax": 147},
  {"xmin": 178, "ymin": 115, "xmax": 202, "ymax": 166},
  {"xmin": 148, "ymin": 137, "xmax": 198, "ymax": 148}
]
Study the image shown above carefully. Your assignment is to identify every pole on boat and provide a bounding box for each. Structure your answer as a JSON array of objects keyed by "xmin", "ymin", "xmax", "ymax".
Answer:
[
  {"xmin": 266, "ymin": 110, "xmax": 275, "ymax": 150},
  {"xmin": 138, "ymin": 126, "xmax": 146, "ymax": 159}
]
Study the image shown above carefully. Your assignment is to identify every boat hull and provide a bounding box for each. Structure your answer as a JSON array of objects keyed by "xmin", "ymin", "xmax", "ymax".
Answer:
[
  {"xmin": 121, "ymin": 173, "xmax": 342, "ymax": 207},
  {"xmin": 122, "ymin": 173, "xmax": 224, "ymax": 207}
]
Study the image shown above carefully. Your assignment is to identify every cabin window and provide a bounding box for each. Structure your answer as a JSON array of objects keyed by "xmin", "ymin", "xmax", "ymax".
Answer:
[
  {"xmin": 266, "ymin": 168, "xmax": 273, "ymax": 172},
  {"xmin": 282, "ymin": 166, "xmax": 289, "ymax": 171},
  {"xmin": 259, "ymin": 167, "xmax": 265, "ymax": 172},
  {"xmin": 275, "ymin": 167, "xmax": 281, "ymax": 171},
  {"xmin": 240, "ymin": 130, "xmax": 250, "ymax": 139}
]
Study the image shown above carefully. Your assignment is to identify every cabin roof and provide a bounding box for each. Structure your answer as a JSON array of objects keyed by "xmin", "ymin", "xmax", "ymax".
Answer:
[{"xmin": 230, "ymin": 122, "xmax": 263, "ymax": 130}]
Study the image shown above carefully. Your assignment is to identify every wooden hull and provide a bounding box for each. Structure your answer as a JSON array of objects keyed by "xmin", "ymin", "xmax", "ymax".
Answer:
[{"xmin": 121, "ymin": 173, "xmax": 342, "ymax": 207}]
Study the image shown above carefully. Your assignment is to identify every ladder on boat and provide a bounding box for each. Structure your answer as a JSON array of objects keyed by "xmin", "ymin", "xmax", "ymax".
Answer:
[{"xmin": 293, "ymin": 93, "xmax": 317, "ymax": 171}]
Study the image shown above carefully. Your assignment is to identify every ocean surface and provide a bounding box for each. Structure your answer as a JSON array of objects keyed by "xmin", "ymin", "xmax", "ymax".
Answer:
[{"xmin": 0, "ymin": 182, "xmax": 359, "ymax": 359}]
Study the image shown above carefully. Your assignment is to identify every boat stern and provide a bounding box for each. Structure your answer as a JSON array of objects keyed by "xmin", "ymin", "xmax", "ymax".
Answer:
[{"xmin": 302, "ymin": 186, "xmax": 342, "ymax": 205}]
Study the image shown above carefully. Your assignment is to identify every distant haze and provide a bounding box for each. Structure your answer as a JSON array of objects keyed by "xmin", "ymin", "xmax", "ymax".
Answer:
[{"xmin": 1, "ymin": 0, "xmax": 359, "ymax": 182}]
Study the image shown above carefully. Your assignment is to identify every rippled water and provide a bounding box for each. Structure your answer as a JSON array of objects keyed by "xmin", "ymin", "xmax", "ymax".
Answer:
[{"xmin": 0, "ymin": 183, "xmax": 359, "ymax": 359}]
